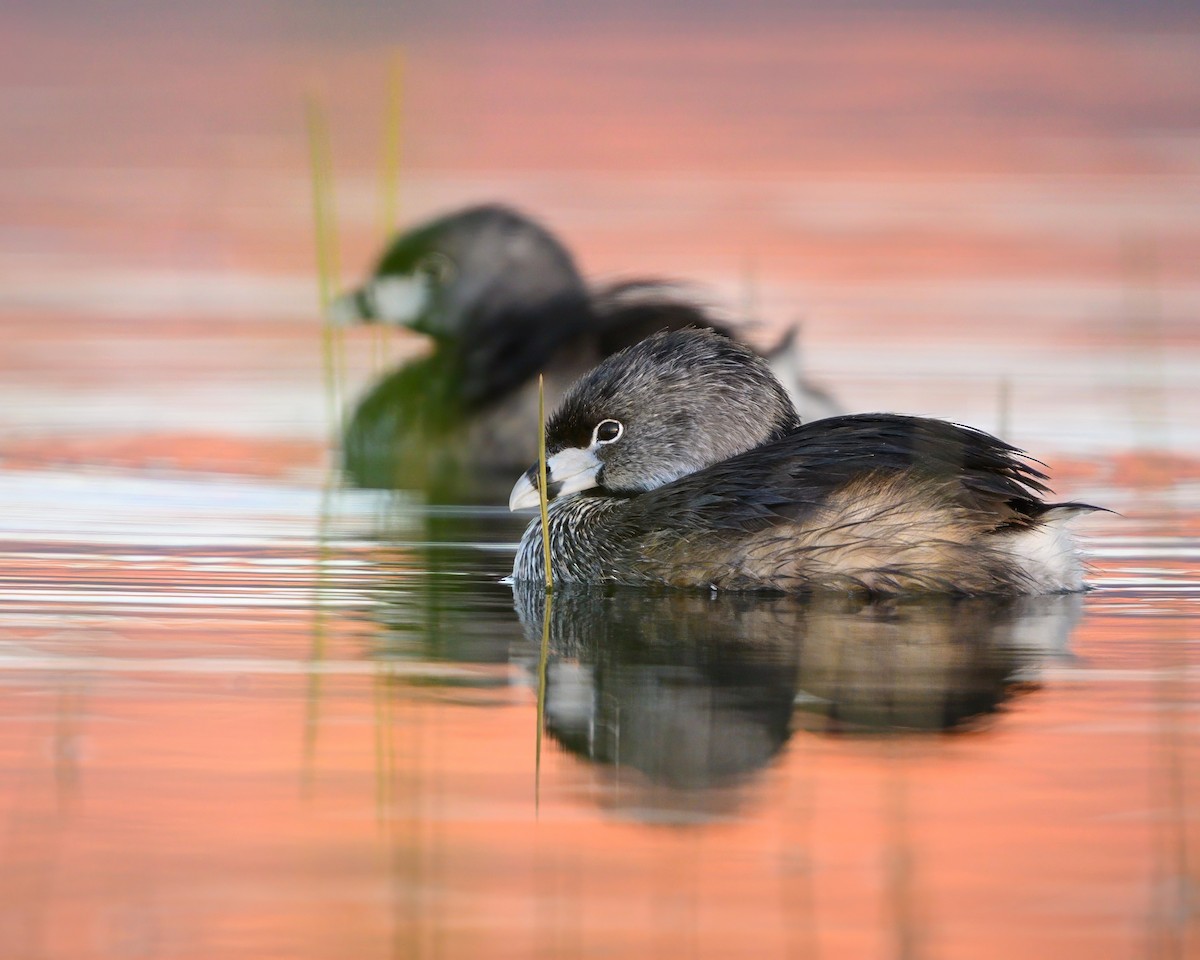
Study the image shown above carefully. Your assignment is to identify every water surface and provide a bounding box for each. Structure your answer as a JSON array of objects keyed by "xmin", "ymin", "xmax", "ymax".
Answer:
[{"xmin": 1, "ymin": 463, "xmax": 1194, "ymax": 958}]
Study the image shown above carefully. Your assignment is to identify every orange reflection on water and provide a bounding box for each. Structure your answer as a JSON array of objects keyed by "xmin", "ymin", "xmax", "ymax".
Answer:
[{"xmin": 1, "ymin": 588, "xmax": 1196, "ymax": 959}]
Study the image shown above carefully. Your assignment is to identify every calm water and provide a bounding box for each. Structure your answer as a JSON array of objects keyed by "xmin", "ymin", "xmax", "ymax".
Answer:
[
  {"xmin": 4, "ymin": 3, "xmax": 1200, "ymax": 957},
  {"xmin": 0, "ymin": 457, "xmax": 1195, "ymax": 959}
]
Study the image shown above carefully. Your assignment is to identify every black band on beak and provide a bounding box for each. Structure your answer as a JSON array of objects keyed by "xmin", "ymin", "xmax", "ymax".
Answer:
[
  {"xmin": 524, "ymin": 464, "xmax": 564, "ymax": 501},
  {"xmin": 356, "ymin": 288, "xmax": 376, "ymax": 322}
]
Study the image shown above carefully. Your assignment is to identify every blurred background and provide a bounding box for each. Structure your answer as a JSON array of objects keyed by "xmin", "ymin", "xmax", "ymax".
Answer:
[
  {"xmin": 5, "ymin": 0, "xmax": 1199, "ymax": 459},
  {"xmin": 1, "ymin": 2, "xmax": 1197, "ymax": 958}
]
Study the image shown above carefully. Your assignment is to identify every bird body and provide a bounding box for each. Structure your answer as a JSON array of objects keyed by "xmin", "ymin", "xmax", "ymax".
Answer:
[
  {"xmin": 510, "ymin": 330, "xmax": 1098, "ymax": 595},
  {"xmin": 332, "ymin": 205, "xmax": 839, "ymax": 493}
]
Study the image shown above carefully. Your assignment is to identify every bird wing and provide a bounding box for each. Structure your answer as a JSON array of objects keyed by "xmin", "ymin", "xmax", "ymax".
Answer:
[
  {"xmin": 615, "ymin": 414, "xmax": 1057, "ymax": 538},
  {"xmin": 590, "ymin": 280, "xmax": 737, "ymax": 354}
]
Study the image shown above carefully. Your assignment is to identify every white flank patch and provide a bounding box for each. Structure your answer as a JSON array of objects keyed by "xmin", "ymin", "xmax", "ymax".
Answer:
[{"xmin": 1008, "ymin": 516, "xmax": 1086, "ymax": 593}]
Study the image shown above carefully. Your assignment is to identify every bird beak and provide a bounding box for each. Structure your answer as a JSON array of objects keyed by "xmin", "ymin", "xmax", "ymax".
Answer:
[
  {"xmin": 324, "ymin": 276, "xmax": 431, "ymax": 328},
  {"xmin": 326, "ymin": 289, "xmax": 369, "ymax": 326},
  {"xmin": 508, "ymin": 468, "xmax": 541, "ymax": 511},
  {"xmin": 508, "ymin": 448, "xmax": 602, "ymax": 511}
]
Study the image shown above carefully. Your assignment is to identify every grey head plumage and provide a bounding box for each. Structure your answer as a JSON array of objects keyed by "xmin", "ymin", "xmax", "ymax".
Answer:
[
  {"xmin": 510, "ymin": 328, "xmax": 800, "ymax": 507},
  {"xmin": 329, "ymin": 203, "xmax": 588, "ymax": 336},
  {"xmin": 332, "ymin": 204, "xmax": 594, "ymax": 405}
]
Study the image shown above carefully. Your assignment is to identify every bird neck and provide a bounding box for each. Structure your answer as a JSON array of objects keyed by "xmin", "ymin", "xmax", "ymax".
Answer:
[{"xmin": 516, "ymin": 494, "xmax": 624, "ymax": 585}]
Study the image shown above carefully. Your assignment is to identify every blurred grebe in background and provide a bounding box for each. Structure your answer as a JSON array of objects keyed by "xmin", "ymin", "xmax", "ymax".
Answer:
[
  {"xmin": 330, "ymin": 204, "xmax": 839, "ymax": 497},
  {"xmin": 510, "ymin": 329, "xmax": 1102, "ymax": 595}
]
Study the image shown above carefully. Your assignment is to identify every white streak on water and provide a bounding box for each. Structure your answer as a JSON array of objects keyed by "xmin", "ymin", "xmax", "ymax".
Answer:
[{"xmin": 0, "ymin": 654, "xmax": 503, "ymax": 679}]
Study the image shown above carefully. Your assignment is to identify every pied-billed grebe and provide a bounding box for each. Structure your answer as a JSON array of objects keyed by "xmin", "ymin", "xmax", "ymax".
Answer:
[
  {"xmin": 332, "ymin": 204, "xmax": 840, "ymax": 492},
  {"xmin": 509, "ymin": 329, "xmax": 1101, "ymax": 595}
]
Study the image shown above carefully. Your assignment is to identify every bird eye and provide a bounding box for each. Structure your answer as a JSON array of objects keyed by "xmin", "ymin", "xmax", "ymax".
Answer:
[
  {"xmin": 594, "ymin": 419, "xmax": 623, "ymax": 444},
  {"xmin": 414, "ymin": 252, "xmax": 456, "ymax": 285}
]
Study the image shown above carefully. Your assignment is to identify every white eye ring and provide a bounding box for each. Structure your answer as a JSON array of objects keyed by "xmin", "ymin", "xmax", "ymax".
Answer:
[{"xmin": 593, "ymin": 419, "xmax": 623, "ymax": 444}]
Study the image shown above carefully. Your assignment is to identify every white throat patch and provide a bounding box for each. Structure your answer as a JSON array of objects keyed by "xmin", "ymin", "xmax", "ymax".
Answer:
[{"xmin": 368, "ymin": 275, "xmax": 431, "ymax": 326}]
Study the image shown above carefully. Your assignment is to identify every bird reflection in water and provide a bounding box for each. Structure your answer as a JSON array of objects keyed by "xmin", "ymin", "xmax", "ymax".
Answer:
[{"xmin": 512, "ymin": 583, "xmax": 1082, "ymax": 817}]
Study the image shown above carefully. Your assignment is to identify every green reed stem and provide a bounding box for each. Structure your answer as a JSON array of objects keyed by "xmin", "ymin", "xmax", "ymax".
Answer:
[
  {"xmin": 300, "ymin": 182, "xmax": 352, "ymax": 789},
  {"xmin": 535, "ymin": 589, "xmax": 551, "ymax": 817},
  {"xmin": 535, "ymin": 375, "xmax": 554, "ymax": 814},
  {"xmin": 378, "ymin": 52, "xmax": 404, "ymax": 241},
  {"xmin": 373, "ymin": 53, "xmax": 405, "ymax": 373},
  {"xmin": 537, "ymin": 374, "xmax": 554, "ymax": 591},
  {"xmin": 306, "ymin": 92, "xmax": 344, "ymax": 426}
]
